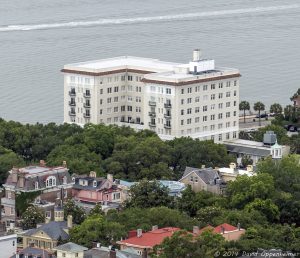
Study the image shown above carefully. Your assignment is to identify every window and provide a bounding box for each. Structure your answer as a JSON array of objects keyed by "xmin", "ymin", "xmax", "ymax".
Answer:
[
  {"xmin": 210, "ymin": 125, "xmax": 215, "ymax": 130},
  {"xmin": 166, "ymin": 88, "xmax": 171, "ymax": 94},
  {"xmin": 128, "ymin": 85, "xmax": 133, "ymax": 91},
  {"xmin": 211, "ymin": 114, "xmax": 215, "ymax": 120},
  {"xmin": 114, "ymin": 97, "xmax": 118, "ymax": 102},
  {"xmin": 100, "ymin": 99, "xmax": 103, "ymax": 105},
  {"xmin": 219, "ymin": 82, "xmax": 223, "ymax": 88},
  {"xmin": 218, "ymin": 123, "xmax": 223, "ymax": 129},
  {"xmin": 226, "ymin": 133, "xmax": 230, "ymax": 140},
  {"xmin": 181, "ymin": 120, "xmax": 184, "ymax": 125},
  {"xmin": 211, "ymin": 84, "xmax": 215, "ymax": 90},
  {"xmin": 218, "ymin": 103, "xmax": 223, "ymax": 109},
  {"xmin": 127, "ymin": 106, "xmax": 132, "ymax": 112},
  {"xmin": 62, "ymin": 253, "xmax": 66, "ymax": 258},
  {"xmin": 181, "ymin": 89, "xmax": 184, "ymax": 94},
  {"xmin": 107, "ymin": 98, "xmax": 111, "ymax": 104},
  {"xmin": 114, "ymin": 107, "xmax": 119, "ymax": 112},
  {"xmin": 233, "ymin": 111, "xmax": 237, "ymax": 116},
  {"xmin": 187, "ymin": 98, "xmax": 192, "ymax": 104},
  {"xmin": 93, "ymin": 180, "xmax": 97, "ymax": 187},
  {"xmin": 195, "ymin": 97, "xmax": 200, "ymax": 102},
  {"xmin": 136, "ymin": 107, "xmax": 141, "ymax": 112},
  {"xmin": 226, "ymin": 81, "xmax": 231, "ymax": 87},
  {"xmin": 121, "ymin": 106, "xmax": 125, "ymax": 112},
  {"xmin": 226, "ymin": 122, "xmax": 230, "ymax": 128},
  {"xmin": 190, "ymin": 176, "xmax": 193, "ymax": 182},
  {"xmin": 203, "ymin": 116, "xmax": 207, "ymax": 121},
  {"xmin": 234, "ymin": 80, "xmax": 237, "ymax": 86},
  {"xmin": 187, "ymin": 118, "xmax": 192, "ymax": 124},
  {"xmin": 226, "ymin": 112, "xmax": 230, "ymax": 118},
  {"xmin": 203, "ymin": 85, "xmax": 208, "ymax": 91},
  {"xmin": 195, "ymin": 117, "xmax": 200, "ymax": 123},
  {"xmin": 121, "ymin": 75, "xmax": 126, "ymax": 81},
  {"xmin": 187, "ymin": 108, "xmax": 192, "ymax": 114},
  {"xmin": 203, "ymin": 105, "xmax": 207, "ymax": 112},
  {"xmin": 234, "ymin": 101, "xmax": 237, "ymax": 106},
  {"xmin": 226, "ymin": 102, "xmax": 230, "ymax": 107},
  {"xmin": 46, "ymin": 176, "xmax": 56, "ymax": 187},
  {"xmin": 219, "ymin": 93, "xmax": 223, "ymax": 99},
  {"xmin": 100, "ymin": 109, "xmax": 103, "ymax": 115},
  {"xmin": 203, "ymin": 126, "xmax": 208, "ymax": 131},
  {"xmin": 100, "ymin": 89, "xmax": 103, "ymax": 94},
  {"xmin": 187, "ymin": 87, "xmax": 192, "ymax": 93},
  {"xmin": 107, "ymin": 88, "xmax": 112, "ymax": 94},
  {"xmin": 127, "ymin": 96, "xmax": 132, "ymax": 102},
  {"xmin": 226, "ymin": 91, "xmax": 230, "ymax": 97},
  {"xmin": 181, "ymin": 109, "xmax": 184, "ymax": 115},
  {"xmin": 218, "ymin": 113, "xmax": 223, "ymax": 119},
  {"xmin": 211, "ymin": 104, "xmax": 215, "ymax": 110},
  {"xmin": 136, "ymin": 97, "xmax": 141, "ymax": 102},
  {"xmin": 195, "ymin": 86, "xmax": 200, "ymax": 92},
  {"xmin": 181, "ymin": 99, "xmax": 184, "ymax": 105},
  {"xmin": 233, "ymin": 131, "xmax": 237, "ymax": 138},
  {"xmin": 211, "ymin": 94, "xmax": 215, "ymax": 100},
  {"xmin": 195, "ymin": 107, "xmax": 200, "ymax": 113},
  {"xmin": 234, "ymin": 90, "xmax": 237, "ymax": 96},
  {"xmin": 128, "ymin": 75, "xmax": 133, "ymax": 81},
  {"xmin": 218, "ymin": 134, "xmax": 222, "ymax": 141}
]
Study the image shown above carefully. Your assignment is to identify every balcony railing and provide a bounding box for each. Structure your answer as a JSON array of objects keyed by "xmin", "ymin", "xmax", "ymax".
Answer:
[
  {"xmin": 83, "ymin": 93, "xmax": 91, "ymax": 98},
  {"xmin": 164, "ymin": 103, "xmax": 172, "ymax": 108},
  {"xmin": 84, "ymin": 113, "xmax": 91, "ymax": 118},
  {"xmin": 69, "ymin": 101, "xmax": 76, "ymax": 106},
  {"xmin": 69, "ymin": 91, "xmax": 76, "ymax": 96},
  {"xmin": 164, "ymin": 124, "xmax": 171, "ymax": 129},
  {"xmin": 69, "ymin": 111, "xmax": 76, "ymax": 116},
  {"xmin": 148, "ymin": 122, "xmax": 156, "ymax": 127},
  {"xmin": 84, "ymin": 103, "xmax": 91, "ymax": 108},
  {"xmin": 148, "ymin": 111, "xmax": 156, "ymax": 117},
  {"xmin": 149, "ymin": 101, "xmax": 156, "ymax": 106},
  {"xmin": 164, "ymin": 114, "xmax": 171, "ymax": 119}
]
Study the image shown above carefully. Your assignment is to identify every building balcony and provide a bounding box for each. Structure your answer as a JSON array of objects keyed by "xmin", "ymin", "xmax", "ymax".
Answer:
[
  {"xmin": 84, "ymin": 103, "xmax": 91, "ymax": 108},
  {"xmin": 164, "ymin": 103, "xmax": 172, "ymax": 108},
  {"xmin": 69, "ymin": 101, "xmax": 76, "ymax": 106},
  {"xmin": 83, "ymin": 93, "xmax": 91, "ymax": 98},
  {"xmin": 164, "ymin": 114, "xmax": 171, "ymax": 119},
  {"xmin": 148, "ymin": 111, "xmax": 156, "ymax": 117},
  {"xmin": 69, "ymin": 111, "xmax": 76, "ymax": 116},
  {"xmin": 69, "ymin": 91, "xmax": 76, "ymax": 96},
  {"xmin": 148, "ymin": 122, "xmax": 156, "ymax": 127},
  {"xmin": 84, "ymin": 113, "xmax": 90, "ymax": 118},
  {"xmin": 149, "ymin": 101, "xmax": 156, "ymax": 106},
  {"xmin": 164, "ymin": 124, "xmax": 171, "ymax": 129}
]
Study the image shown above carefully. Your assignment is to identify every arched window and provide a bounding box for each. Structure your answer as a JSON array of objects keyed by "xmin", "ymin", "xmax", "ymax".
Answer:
[{"xmin": 46, "ymin": 176, "xmax": 56, "ymax": 187}]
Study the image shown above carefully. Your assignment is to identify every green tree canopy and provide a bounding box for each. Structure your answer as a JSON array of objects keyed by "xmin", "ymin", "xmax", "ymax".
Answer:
[
  {"xmin": 125, "ymin": 180, "xmax": 174, "ymax": 209},
  {"xmin": 63, "ymin": 199, "xmax": 86, "ymax": 224},
  {"xmin": 21, "ymin": 206, "xmax": 45, "ymax": 230}
]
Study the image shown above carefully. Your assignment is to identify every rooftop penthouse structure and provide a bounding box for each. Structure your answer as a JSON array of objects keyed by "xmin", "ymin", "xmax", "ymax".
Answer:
[{"xmin": 62, "ymin": 49, "xmax": 240, "ymax": 142}]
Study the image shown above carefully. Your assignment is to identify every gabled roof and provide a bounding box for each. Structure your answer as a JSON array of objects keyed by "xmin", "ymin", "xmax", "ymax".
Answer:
[
  {"xmin": 54, "ymin": 242, "xmax": 88, "ymax": 252},
  {"xmin": 23, "ymin": 221, "xmax": 69, "ymax": 240},
  {"xmin": 73, "ymin": 177, "xmax": 112, "ymax": 191},
  {"xmin": 180, "ymin": 167, "xmax": 220, "ymax": 185},
  {"xmin": 198, "ymin": 223, "xmax": 242, "ymax": 235},
  {"xmin": 117, "ymin": 227, "xmax": 181, "ymax": 248}
]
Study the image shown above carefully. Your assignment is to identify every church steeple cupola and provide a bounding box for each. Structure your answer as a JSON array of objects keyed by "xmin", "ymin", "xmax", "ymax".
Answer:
[{"xmin": 271, "ymin": 140, "xmax": 283, "ymax": 159}]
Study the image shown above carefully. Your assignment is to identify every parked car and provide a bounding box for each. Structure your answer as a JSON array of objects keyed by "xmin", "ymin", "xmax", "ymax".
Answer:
[
  {"xmin": 256, "ymin": 113, "xmax": 268, "ymax": 118},
  {"xmin": 289, "ymin": 126, "xmax": 298, "ymax": 132}
]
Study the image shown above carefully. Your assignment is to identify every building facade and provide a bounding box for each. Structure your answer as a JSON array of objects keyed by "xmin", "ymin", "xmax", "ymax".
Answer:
[
  {"xmin": 1, "ymin": 162, "xmax": 73, "ymax": 226},
  {"xmin": 62, "ymin": 50, "xmax": 240, "ymax": 142}
]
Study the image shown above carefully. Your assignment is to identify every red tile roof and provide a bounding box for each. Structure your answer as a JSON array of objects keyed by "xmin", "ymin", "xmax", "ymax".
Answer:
[
  {"xmin": 117, "ymin": 227, "xmax": 181, "ymax": 248},
  {"xmin": 213, "ymin": 223, "xmax": 238, "ymax": 233}
]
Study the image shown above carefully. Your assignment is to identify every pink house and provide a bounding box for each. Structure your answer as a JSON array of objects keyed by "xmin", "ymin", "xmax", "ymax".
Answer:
[{"xmin": 72, "ymin": 173, "xmax": 122, "ymax": 205}]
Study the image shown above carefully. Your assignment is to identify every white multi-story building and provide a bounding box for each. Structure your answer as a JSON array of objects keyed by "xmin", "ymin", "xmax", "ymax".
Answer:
[{"xmin": 62, "ymin": 50, "xmax": 240, "ymax": 142}]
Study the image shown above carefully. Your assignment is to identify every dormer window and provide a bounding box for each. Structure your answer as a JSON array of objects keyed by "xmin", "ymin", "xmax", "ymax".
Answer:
[
  {"xmin": 46, "ymin": 176, "xmax": 56, "ymax": 187},
  {"xmin": 93, "ymin": 180, "xmax": 97, "ymax": 187},
  {"xmin": 35, "ymin": 182, "xmax": 39, "ymax": 190}
]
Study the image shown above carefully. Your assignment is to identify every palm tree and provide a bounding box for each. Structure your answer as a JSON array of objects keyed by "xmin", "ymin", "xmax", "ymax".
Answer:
[
  {"xmin": 270, "ymin": 103, "xmax": 283, "ymax": 117},
  {"xmin": 239, "ymin": 101, "xmax": 250, "ymax": 123},
  {"xmin": 253, "ymin": 101, "xmax": 265, "ymax": 126},
  {"xmin": 284, "ymin": 105, "xmax": 294, "ymax": 121}
]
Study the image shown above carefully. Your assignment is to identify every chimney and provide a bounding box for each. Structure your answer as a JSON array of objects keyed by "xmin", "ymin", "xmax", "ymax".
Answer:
[
  {"xmin": 11, "ymin": 168, "xmax": 18, "ymax": 183},
  {"xmin": 19, "ymin": 175, "xmax": 25, "ymax": 188},
  {"xmin": 152, "ymin": 225, "xmax": 158, "ymax": 231},
  {"xmin": 221, "ymin": 226, "xmax": 225, "ymax": 234},
  {"xmin": 40, "ymin": 160, "xmax": 46, "ymax": 167},
  {"xmin": 128, "ymin": 230, "xmax": 137, "ymax": 238},
  {"xmin": 67, "ymin": 215, "xmax": 73, "ymax": 228},
  {"xmin": 96, "ymin": 243, "xmax": 101, "ymax": 248},
  {"xmin": 107, "ymin": 174, "xmax": 113, "ymax": 182},
  {"xmin": 237, "ymin": 223, "xmax": 241, "ymax": 231},
  {"xmin": 137, "ymin": 229, "xmax": 143, "ymax": 238},
  {"xmin": 62, "ymin": 161, "xmax": 67, "ymax": 168},
  {"xmin": 193, "ymin": 49, "xmax": 201, "ymax": 61},
  {"xmin": 193, "ymin": 226, "xmax": 199, "ymax": 235}
]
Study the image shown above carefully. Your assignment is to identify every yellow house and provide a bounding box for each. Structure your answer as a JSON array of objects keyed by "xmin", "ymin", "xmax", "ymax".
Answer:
[{"xmin": 21, "ymin": 206, "xmax": 72, "ymax": 252}]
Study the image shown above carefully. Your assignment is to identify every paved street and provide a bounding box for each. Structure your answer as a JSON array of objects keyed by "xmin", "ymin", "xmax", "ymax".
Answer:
[{"xmin": 239, "ymin": 115, "xmax": 273, "ymax": 131}]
